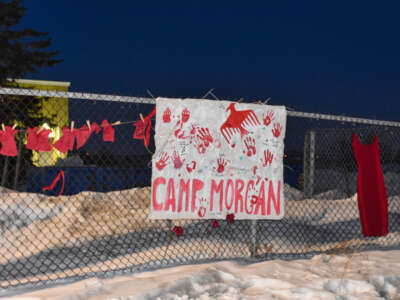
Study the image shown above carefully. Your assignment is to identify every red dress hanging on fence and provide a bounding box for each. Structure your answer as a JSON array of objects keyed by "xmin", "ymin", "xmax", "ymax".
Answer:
[
  {"xmin": 352, "ymin": 134, "xmax": 388, "ymax": 236},
  {"xmin": 0, "ymin": 126, "xmax": 18, "ymax": 157}
]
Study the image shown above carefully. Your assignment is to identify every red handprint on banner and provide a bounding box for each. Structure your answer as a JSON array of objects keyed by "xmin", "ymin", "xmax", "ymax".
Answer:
[
  {"xmin": 163, "ymin": 108, "xmax": 171, "ymax": 123},
  {"xmin": 262, "ymin": 110, "xmax": 275, "ymax": 126},
  {"xmin": 272, "ymin": 123, "xmax": 283, "ymax": 138},
  {"xmin": 186, "ymin": 161, "xmax": 196, "ymax": 173},
  {"xmin": 216, "ymin": 157, "xmax": 227, "ymax": 173},
  {"xmin": 244, "ymin": 136, "xmax": 256, "ymax": 157},
  {"xmin": 156, "ymin": 152, "xmax": 169, "ymax": 171},
  {"xmin": 198, "ymin": 197, "xmax": 207, "ymax": 218},
  {"xmin": 172, "ymin": 150, "xmax": 185, "ymax": 169},
  {"xmin": 182, "ymin": 108, "xmax": 190, "ymax": 123},
  {"xmin": 197, "ymin": 127, "xmax": 213, "ymax": 146},
  {"xmin": 261, "ymin": 150, "xmax": 274, "ymax": 167}
]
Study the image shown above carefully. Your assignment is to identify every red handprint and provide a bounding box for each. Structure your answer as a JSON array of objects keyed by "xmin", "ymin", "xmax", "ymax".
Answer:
[
  {"xmin": 272, "ymin": 123, "xmax": 283, "ymax": 138},
  {"xmin": 186, "ymin": 161, "xmax": 196, "ymax": 173},
  {"xmin": 244, "ymin": 136, "xmax": 256, "ymax": 157},
  {"xmin": 197, "ymin": 127, "xmax": 213, "ymax": 146},
  {"xmin": 261, "ymin": 150, "xmax": 273, "ymax": 167},
  {"xmin": 263, "ymin": 110, "xmax": 275, "ymax": 126},
  {"xmin": 163, "ymin": 108, "xmax": 171, "ymax": 123},
  {"xmin": 156, "ymin": 152, "xmax": 169, "ymax": 171},
  {"xmin": 198, "ymin": 197, "xmax": 207, "ymax": 218},
  {"xmin": 217, "ymin": 158, "xmax": 227, "ymax": 173},
  {"xmin": 182, "ymin": 108, "xmax": 190, "ymax": 123},
  {"xmin": 172, "ymin": 150, "xmax": 184, "ymax": 169}
]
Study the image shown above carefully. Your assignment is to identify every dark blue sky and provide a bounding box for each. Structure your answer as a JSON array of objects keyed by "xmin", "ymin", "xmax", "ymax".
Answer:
[{"xmin": 20, "ymin": 1, "xmax": 400, "ymax": 121}]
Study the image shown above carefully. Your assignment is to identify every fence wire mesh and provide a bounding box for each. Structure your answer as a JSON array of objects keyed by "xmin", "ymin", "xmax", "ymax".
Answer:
[{"xmin": 0, "ymin": 87, "xmax": 399, "ymax": 293}]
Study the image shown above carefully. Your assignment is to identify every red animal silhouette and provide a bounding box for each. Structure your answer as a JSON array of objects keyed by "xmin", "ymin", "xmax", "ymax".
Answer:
[{"xmin": 220, "ymin": 103, "xmax": 260, "ymax": 145}]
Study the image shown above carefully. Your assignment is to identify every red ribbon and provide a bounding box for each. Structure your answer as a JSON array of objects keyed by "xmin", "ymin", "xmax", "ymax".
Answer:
[{"xmin": 42, "ymin": 170, "xmax": 65, "ymax": 196}]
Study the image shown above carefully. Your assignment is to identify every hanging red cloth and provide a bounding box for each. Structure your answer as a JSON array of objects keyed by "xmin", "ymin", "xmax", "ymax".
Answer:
[
  {"xmin": 0, "ymin": 126, "xmax": 18, "ymax": 157},
  {"xmin": 54, "ymin": 126, "xmax": 76, "ymax": 153},
  {"xmin": 100, "ymin": 119, "xmax": 115, "ymax": 142},
  {"xmin": 133, "ymin": 107, "xmax": 156, "ymax": 147},
  {"xmin": 26, "ymin": 127, "xmax": 52, "ymax": 152},
  {"xmin": 352, "ymin": 134, "xmax": 388, "ymax": 236},
  {"xmin": 75, "ymin": 122, "xmax": 101, "ymax": 149}
]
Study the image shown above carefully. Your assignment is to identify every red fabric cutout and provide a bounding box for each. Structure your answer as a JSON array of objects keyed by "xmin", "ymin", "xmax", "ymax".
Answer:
[
  {"xmin": 0, "ymin": 126, "xmax": 18, "ymax": 157},
  {"xmin": 36, "ymin": 128, "xmax": 52, "ymax": 152},
  {"xmin": 101, "ymin": 119, "xmax": 115, "ymax": 142},
  {"xmin": 42, "ymin": 170, "xmax": 65, "ymax": 196},
  {"xmin": 54, "ymin": 126, "xmax": 76, "ymax": 153},
  {"xmin": 352, "ymin": 134, "xmax": 388, "ymax": 237},
  {"xmin": 75, "ymin": 122, "xmax": 101, "ymax": 149},
  {"xmin": 91, "ymin": 122, "xmax": 101, "ymax": 134},
  {"xmin": 133, "ymin": 119, "xmax": 148, "ymax": 140},
  {"xmin": 26, "ymin": 127, "xmax": 39, "ymax": 150}
]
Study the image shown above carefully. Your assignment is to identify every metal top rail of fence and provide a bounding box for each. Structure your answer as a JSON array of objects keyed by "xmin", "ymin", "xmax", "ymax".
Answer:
[{"xmin": 1, "ymin": 87, "xmax": 400, "ymax": 127}]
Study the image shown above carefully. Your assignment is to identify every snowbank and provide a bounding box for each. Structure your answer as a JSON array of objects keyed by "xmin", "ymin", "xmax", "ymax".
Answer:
[{"xmin": 4, "ymin": 249, "xmax": 400, "ymax": 299}]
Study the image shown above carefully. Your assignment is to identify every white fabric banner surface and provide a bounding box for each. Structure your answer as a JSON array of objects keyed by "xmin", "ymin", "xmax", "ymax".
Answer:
[{"xmin": 150, "ymin": 98, "xmax": 286, "ymax": 219}]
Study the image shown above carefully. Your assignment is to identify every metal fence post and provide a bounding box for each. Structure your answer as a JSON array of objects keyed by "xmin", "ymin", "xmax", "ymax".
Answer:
[
  {"xmin": 13, "ymin": 130, "xmax": 24, "ymax": 190},
  {"xmin": 304, "ymin": 130, "xmax": 316, "ymax": 198},
  {"xmin": 1, "ymin": 156, "xmax": 9, "ymax": 187},
  {"xmin": 250, "ymin": 220, "xmax": 257, "ymax": 257}
]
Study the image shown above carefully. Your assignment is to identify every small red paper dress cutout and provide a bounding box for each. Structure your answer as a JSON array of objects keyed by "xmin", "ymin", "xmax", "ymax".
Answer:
[
  {"xmin": 54, "ymin": 126, "xmax": 76, "ymax": 153},
  {"xmin": 100, "ymin": 119, "xmax": 115, "ymax": 142},
  {"xmin": 0, "ymin": 126, "xmax": 18, "ymax": 157}
]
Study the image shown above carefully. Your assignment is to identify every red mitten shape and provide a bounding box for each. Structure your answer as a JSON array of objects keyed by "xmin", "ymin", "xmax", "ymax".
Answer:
[
  {"xmin": 133, "ymin": 120, "xmax": 148, "ymax": 140},
  {"xmin": 101, "ymin": 119, "xmax": 115, "ymax": 142},
  {"xmin": 26, "ymin": 127, "xmax": 39, "ymax": 150},
  {"xmin": 0, "ymin": 126, "xmax": 18, "ymax": 157},
  {"xmin": 54, "ymin": 126, "xmax": 76, "ymax": 153}
]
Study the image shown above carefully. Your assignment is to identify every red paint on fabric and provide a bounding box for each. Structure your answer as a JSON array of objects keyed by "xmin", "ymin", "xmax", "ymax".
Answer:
[
  {"xmin": 224, "ymin": 179, "xmax": 234, "ymax": 210},
  {"xmin": 210, "ymin": 179, "xmax": 224, "ymax": 212},
  {"xmin": 165, "ymin": 178, "xmax": 176, "ymax": 212},
  {"xmin": 178, "ymin": 179, "xmax": 190, "ymax": 212},
  {"xmin": 152, "ymin": 176, "xmax": 165, "ymax": 211},
  {"xmin": 234, "ymin": 179, "xmax": 245, "ymax": 213},
  {"xmin": 191, "ymin": 179, "xmax": 204, "ymax": 212},
  {"xmin": 267, "ymin": 180, "xmax": 281, "ymax": 215},
  {"xmin": 220, "ymin": 103, "xmax": 260, "ymax": 145}
]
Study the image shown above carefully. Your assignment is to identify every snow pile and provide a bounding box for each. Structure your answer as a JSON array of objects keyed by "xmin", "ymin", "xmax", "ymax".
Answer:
[{"xmin": 6, "ymin": 249, "xmax": 400, "ymax": 300}]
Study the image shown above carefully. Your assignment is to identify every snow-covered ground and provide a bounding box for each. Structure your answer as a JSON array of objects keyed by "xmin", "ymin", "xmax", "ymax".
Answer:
[
  {"xmin": 3, "ymin": 249, "xmax": 400, "ymax": 299},
  {"xmin": 0, "ymin": 185, "xmax": 400, "ymax": 299}
]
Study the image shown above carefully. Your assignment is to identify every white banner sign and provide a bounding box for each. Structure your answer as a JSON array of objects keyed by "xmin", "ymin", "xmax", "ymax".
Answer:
[{"xmin": 150, "ymin": 98, "xmax": 286, "ymax": 219}]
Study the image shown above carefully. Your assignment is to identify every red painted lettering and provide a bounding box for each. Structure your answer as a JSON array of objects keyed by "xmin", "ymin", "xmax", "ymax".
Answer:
[
  {"xmin": 178, "ymin": 179, "xmax": 190, "ymax": 212},
  {"xmin": 253, "ymin": 181, "xmax": 266, "ymax": 215},
  {"xmin": 210, "ymin": 179, "xmax": 224, "ymax": 212},
  {"xmin": 234, "ymin": 179, "xmax": 245, "ymax": 213},
  {"xmin": 225, "ymin": 179, "xmax": 234, "ymax": 210},
  {"xmin": 165, "ymin": 178, "xmax": 176, "ymax": 212},
  {"xmin": 152, "ymin": 177, "xmax": 165, "ymax": 211},
  {"xmin": 267, "ymin": 180, "xmax": 281, "ymax": 215},
  {"xmin": 245, "ymin": 180, "xmax": 254, "ymax": 214},
  {"xmin": 191, "ymin": 179, "xmax": 204, "ymax": 212}
]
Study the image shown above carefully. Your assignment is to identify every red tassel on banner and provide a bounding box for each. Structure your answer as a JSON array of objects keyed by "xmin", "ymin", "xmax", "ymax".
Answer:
[{"xmin": 42, "ymin": 170, "xmax": 65, "ymax": 196}]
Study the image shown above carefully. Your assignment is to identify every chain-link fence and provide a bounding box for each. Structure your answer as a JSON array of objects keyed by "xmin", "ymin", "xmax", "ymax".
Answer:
[{"xmin": 0, "ymin": 87, "xmax": 399, "ymax": 293}]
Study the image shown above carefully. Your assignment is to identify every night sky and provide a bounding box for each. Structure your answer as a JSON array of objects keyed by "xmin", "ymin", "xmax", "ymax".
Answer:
[{"xmin": 20, "ymin": 1, "xmax": 400, "ymax": 121}]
